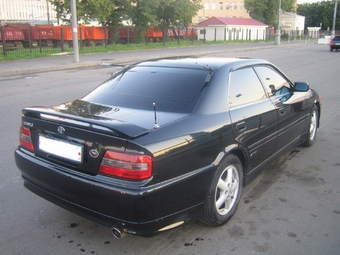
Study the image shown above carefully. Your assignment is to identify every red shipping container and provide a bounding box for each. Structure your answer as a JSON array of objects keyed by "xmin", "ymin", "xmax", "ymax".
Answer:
[
  {"xmin": 0, "ymin": 27, "xmax": 25, "ymax": 40},
  {"xmin": 144, "ymin": 26, "xmax": 163, "ymax": 38},
  {"xmin": 53, "ymin": 26, "xmax": 85, "ymax": 41},
  {"xmin": 35, "ymin": 25, "xmax": 55, "ymax": 40},
  {"xmin": 84, "ymin": 26, "xmax": 108, "ymax": 40}
]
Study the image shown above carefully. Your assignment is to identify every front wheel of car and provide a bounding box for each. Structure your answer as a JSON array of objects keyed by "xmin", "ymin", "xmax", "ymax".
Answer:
[
  {"xmin": 200, "ymin": 154, "xmax": 243, "ymax": 226},
  {"xmin": 302, "ymin": 106, "xmax": 318, "ymax": 147}
]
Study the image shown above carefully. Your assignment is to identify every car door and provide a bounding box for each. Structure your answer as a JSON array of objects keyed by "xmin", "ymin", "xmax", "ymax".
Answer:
[
  {"xmin": 253, "ymin": 65, "xmax": 308, "ymax": 151},
  {"xmin": 228, "ymin": 67, "xmax": 278, "ymax": 173}
]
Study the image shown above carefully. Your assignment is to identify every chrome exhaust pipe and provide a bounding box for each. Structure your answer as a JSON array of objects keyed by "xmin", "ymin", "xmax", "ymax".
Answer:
[{"xmin": 111, "ymin": 226, "xmax": 125, "ymax": 239}]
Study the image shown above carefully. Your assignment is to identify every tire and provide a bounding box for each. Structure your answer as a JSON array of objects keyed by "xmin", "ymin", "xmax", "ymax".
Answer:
[
  {"xmin": 200, "ymin": 154, "xmax": 243, "ymax": 226},
  {"xmin": 302, "ymin": 106, "xmax": 318, "ymax": 147}
]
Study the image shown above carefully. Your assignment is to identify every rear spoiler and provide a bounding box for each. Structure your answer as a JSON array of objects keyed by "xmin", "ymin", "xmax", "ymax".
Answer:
[{"xmin": 22, "ymin": 107, "xmax": 150, "ymax": 139}]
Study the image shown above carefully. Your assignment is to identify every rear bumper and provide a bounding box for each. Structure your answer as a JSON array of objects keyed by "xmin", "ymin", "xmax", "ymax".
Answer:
[
  {"xmin": 330, "ymin": 45, "xmax": 340, "ymax": 50},
  {"xmin": 15, "ymin": 148, "xmax": 212, "ymax": 236}
]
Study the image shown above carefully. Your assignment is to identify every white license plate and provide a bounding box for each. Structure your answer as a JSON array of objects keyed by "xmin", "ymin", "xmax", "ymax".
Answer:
[
  {"xmin": 39, "ymin": 135, "xmax": 83, "ymax": 163},
  {"xmin": 335, "ymin": 43, "xmax": 340, "ymax": 45}
]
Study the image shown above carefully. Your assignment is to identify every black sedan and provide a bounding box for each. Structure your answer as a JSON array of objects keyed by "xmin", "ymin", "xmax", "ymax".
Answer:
[
  {"xmin": 330, "ymin": 35, "xmax": 340, "ymax": 51},
  {"xmin": 15, "ymin": 57, "xmax": 321, "ymax": 238}
]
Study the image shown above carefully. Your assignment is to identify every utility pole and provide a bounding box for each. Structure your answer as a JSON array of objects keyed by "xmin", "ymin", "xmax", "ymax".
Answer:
[
  {"xmin": 47, "ymin": 0, "xmax": 50, "ymax": 24},
  {"xmin": 331, "ymin": 0, "xmax": 338, "ymax": 37},
  {"xmin": 70, "ymin": 0, "xmax": 79, "ymax": 63},
  {"xmin": 274, "ymin": 0, "xmax": 282, "ymax": 45}
]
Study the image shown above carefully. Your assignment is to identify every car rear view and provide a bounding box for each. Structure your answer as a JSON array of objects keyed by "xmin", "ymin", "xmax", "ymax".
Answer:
[
  {"xmin": 14, "ymin": 60, "xmax": 214, "ymax": 237},
  {"xmin": 15, "ymin": 57, "xmax": 321, "ymax": 238},
  {"xmin": 330, "ymin": 36, "xmax": 340, "ymax": 51}
]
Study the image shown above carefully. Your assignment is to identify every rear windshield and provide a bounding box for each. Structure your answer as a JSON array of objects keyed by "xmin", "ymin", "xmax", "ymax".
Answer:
[{"xmin": 83, "ymin": 66, "xmax": 209, "ymax": 113}]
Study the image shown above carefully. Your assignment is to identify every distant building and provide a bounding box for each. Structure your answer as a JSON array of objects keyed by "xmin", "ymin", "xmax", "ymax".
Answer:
[
  {"xmin": 196, "ymin": 16, "xmax": 268, "ymax": 41},
  {"xmin": 281, "ymin": 12, "xmax": 305, "ymax": 31},
  {"xmin": 193, "ymin": 0, "xmax": 250, "ymax": 24},
  {"xmin": 0, "ymin": 0, "xmax": 57, "ymax": 25}
]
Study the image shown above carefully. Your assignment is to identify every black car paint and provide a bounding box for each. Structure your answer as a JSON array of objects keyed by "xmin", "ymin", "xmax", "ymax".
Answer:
[
  {"xmin": 330, "ymin": 36, "xmax": 340, "ymax": 51},
  {"xmin": 15, "ymin": 58, "xmax": 320, "ymax": 237}
]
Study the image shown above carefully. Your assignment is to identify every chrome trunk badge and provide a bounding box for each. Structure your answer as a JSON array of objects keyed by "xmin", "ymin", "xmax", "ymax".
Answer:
[
  {"xmin": 57, "ymin": 126, "xmax": 65, "ymax": 134},
  {"xmin": 89, "ymin": 149, "xmax": 99, "ymax": 158}
]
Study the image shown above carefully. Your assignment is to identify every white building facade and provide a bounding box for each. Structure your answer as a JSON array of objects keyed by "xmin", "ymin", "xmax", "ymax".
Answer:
[
  {"xmin": 196, "ymin": 17, "xmax": 268, "ymax": 41},
  {"xmin": 0, "ymin": 0, "xmax": 57, "ymax": 24},
  {"xmin": 281, "ymin": 12, "xmax": 305, "ymax": 31}
]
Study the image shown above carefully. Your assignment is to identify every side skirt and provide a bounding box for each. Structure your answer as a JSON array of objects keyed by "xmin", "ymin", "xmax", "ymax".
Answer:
[{"xmin": 244, "ymin": 134, "xmax": 305, "ymax": 186}]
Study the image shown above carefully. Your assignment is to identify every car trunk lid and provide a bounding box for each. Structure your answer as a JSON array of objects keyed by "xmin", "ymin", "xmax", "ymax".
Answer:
[{"xmin": 19, "ymin": 100, "xmax": 188, "ymax": 176}]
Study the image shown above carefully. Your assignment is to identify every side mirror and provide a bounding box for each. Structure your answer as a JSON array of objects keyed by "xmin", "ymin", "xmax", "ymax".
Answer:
[{"xmin": 294, "ymin": 82, "xmax": 309, "ymax": 92}]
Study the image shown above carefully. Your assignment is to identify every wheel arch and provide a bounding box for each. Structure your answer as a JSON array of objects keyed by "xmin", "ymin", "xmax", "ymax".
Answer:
[
  {"xmin": 315, "ymin": 101, "xmax": 321, "ymax": 128},
  {"xmin": 224, "ymin": 144, "xmax": 248, "ymax": 187}
]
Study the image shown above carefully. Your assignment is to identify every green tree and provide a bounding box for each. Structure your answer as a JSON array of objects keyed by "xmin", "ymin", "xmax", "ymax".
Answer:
[
  {"xmin": 153, "ymin": 0, "xmax": 201, "ymax": 40},
  {"xmin": 175, "ymin": 0, "xmax": 201, "ymax": 27},
  {"xmin": 130, "ymin": 0, "xmax": 158, "ymax": 42},
  {"xmin": 297, "ymin": 0, "xmax": 340, "ymax": 31},
  {"xmin": 129, "ymin": 0, "xmax": 200, "ymax": 41},
  {"xmin": 245, "ymin": 0, "xmax": 295, "ymax": 27},
  {"xmin": 51, "ymin": 0, "xmax": 123, "ymax": 25}
]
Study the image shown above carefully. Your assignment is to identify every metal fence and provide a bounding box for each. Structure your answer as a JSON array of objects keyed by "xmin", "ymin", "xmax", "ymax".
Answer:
[
  {"xmin": 0, "ymin": 25, "xmax": 110, "ymax": 56},
  {"xmin": 1, "ymin": 26, "xmax": 338, "ymax": 57}
]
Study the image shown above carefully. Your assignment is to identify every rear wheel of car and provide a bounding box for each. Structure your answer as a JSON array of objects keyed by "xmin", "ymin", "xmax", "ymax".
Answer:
[
  {"xmin": 201, "ymin": 154, "xmax": 243, "ymax": 226},
  {"xmin": 302, "ymin": 106, "xmax": 318, "ymax": 147}
]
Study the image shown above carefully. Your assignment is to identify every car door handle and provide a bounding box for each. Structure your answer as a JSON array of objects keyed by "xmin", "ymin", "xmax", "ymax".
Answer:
[
  {"xmin": 236, "ymin": 122, "xmax": 246, "ymax": 132},
  {"xmin": 279, "ymin": 107, "xmax": 285, "ymax": 115},
  {"xmin": 275, "ymin": 101, "xmax": 283, "ymax": 107}
]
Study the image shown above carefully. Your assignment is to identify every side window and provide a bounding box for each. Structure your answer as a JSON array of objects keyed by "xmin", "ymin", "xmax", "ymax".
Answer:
[
  {"xmin": 229, "ymin": 67, "xmax": 266, "ymax": 107},
  {"xmin": 254, "ymin": 66, "xmax": 291, "ymax": 97}
]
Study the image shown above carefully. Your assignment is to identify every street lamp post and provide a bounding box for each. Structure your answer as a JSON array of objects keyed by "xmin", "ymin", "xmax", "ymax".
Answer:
[
  {"xmin": 331, "ymin": 0, "xmax": 338, "ymax": 37},
  {"xmin": 275, "ymin": 0, "xmax": 282, "ymax": 45},
  {"xmin": 70, "ymin": 0, "xmax": 79, "ymax": 63}
]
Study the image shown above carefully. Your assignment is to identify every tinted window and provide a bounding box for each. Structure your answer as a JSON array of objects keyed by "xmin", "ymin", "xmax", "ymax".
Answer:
[
  {"xmin": 254, "ymin": 66, "xmax": 291, "ymax": 97},
  {"xmin": 83, "ymin": 66, "xmax": 209, "ymax": 113},
  {"xmin": 229, "ymin": 67, "xmax": 266, "ymax": 107}
]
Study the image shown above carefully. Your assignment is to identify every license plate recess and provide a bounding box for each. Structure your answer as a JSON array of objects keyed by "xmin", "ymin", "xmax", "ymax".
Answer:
[{"xmin": 39, "ymin": 135, "xmax": 83, "ymax": 163}]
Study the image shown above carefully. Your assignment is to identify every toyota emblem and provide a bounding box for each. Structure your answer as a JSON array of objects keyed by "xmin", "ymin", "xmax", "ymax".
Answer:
[
  {"xmin": 89, "ymin": 149, "xmax": 99, "ymax": 158},
  {"xmin": 57, "ymin": 126, "xmax": 65, "ymax": 134}
]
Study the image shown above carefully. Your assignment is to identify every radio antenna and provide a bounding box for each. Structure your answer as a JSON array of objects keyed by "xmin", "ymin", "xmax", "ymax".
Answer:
[{"xmin": 153, "ymin": 103, "xmax": 159, "ymax": 129}]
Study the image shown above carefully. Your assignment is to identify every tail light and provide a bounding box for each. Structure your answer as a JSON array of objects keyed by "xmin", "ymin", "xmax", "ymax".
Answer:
[
  {"xmin": 19, "ymin": 126, "xmax": 34, "ymax": 151},
  {"xmin": 99, "ymin": 150, "xmax": 152, "ymax": 180}
]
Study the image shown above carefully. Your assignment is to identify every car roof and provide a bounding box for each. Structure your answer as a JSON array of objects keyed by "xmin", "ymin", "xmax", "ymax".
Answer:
[{"xmin": 133, "ymin": 57, "xmax": 271, "ymax": 71}]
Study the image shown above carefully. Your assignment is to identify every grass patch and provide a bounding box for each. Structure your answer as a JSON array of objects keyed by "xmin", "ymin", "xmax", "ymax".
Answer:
[{"xmin": 0, "ymin": 39, "xmax": 271, "ymax": 62}]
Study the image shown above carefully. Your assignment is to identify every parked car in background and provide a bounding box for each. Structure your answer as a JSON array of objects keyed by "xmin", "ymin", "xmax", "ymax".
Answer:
[
  {"xmin": 15, "ymin": 57, "xmax": 321, "ymax": 238},
  {"xmin": 330, "ymin": 36, "xmax": 340, "ymax": 51}
]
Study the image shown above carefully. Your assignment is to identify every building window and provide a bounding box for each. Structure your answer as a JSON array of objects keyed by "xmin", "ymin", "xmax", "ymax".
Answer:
[
  {"xmin": 204, "ymin": 3, "xmax": 210, "ymax": 10},
  {"xmin": 233, "ymin": 3, "xmax": 237, "ymax": 10},
  {"xmin": 219, "ymin": 2, "xmax": 223, "ymax": 10},
  {"xmin": 226, "ymin": 2, "xmax": 231, "ymax": 10},
  {"xmin": 211, "ymin": 2, "xmax": 216, "ymax": 10}
]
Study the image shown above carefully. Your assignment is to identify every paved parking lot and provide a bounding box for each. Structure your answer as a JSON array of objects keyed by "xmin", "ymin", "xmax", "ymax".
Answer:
[{"xmin": 1, "ymin": 41, "xmax": 339, "ymax": 255}]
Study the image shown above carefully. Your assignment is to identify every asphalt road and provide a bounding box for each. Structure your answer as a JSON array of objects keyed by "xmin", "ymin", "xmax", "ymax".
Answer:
[{"xmin": 1, "ymin": 42, "xmax": 340, "ymax": 255}]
